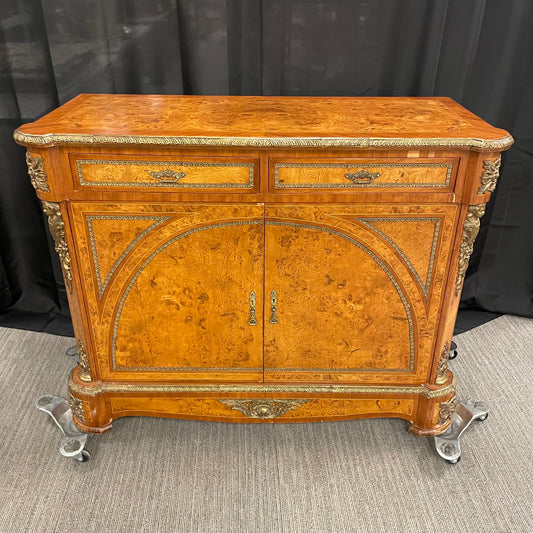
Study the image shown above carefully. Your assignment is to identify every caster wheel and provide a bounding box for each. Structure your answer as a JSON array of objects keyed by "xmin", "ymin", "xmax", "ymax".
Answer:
[
  {"xmin": 446, "ymin": 456, "xmax": 460, "ymax": 464},
  {"xmin": 75, "ymin": 449, "xmax": 91, "ymax": 462},
  {"xmin": 448, "ymin": 341, "xmax": 458, "ymax": 360},
  {"xmin": 476, "ymin": 413, "xmax": 488, "ymax": 422}
]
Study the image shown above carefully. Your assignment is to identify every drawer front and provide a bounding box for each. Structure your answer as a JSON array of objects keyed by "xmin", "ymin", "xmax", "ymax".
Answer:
[
  {"xmin": 71, "ymin": 154, "xmax": 257, "ymax": 191},
  {"xmin": 271, "ymin": 158, "xmax": 457, "ymax": 191}
]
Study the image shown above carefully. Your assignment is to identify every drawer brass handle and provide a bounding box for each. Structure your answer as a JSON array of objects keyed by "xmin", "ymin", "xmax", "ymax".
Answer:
[
  {"xmin": 344, "ymin": 170, "xmax": 380, "ymax": 184},
  {"xmin": 248, "ymin": 291, "xmax": 257, "ymax": 326},
  {"xmin": 147, "ymin": 169, "xmax": 187, "ymax": 183},
  {"xmin": 269, "ymin": 290, "xmax": 279, "ymax": 324}
]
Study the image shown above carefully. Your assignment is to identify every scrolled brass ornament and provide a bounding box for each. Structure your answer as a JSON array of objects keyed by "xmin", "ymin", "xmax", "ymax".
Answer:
[
  {"xmin": 455, "ymin": 204, "xmax": 486, "ymax": 295},
  {"xmin": 478, "ymin": 156, "xmax": 501, "ymax": 194},
  {"xmin": 25, "ymin": 152, "xmax": 50, "ymax": 192},
  {"xmin": 69, "ymin": 393, "xmax": 86, "ymax": 423},
  {"xmin": 42, "ymin": 201, "xmax": 73, "ymax": 293},
  {"xmin": 76, "ymin": 339, "xmax": 92, "ymax": 382},
  {"xmin": 438, "ymin": 396, "xmax": 457, "ymax": 425},
  {"xmin": 219, "ymin": 399, "xmax": 310, "ymax": 419},
  {"xmin": 147, "ymin": 169, "xmax": 186, "ymax": 182},
  {"xmin": 344, "ymin": 170, "xmax": 381, "ymax": 184},
  {"xmin": 435, "ymin": 342, "xmax": 450, "ymax": 385}
]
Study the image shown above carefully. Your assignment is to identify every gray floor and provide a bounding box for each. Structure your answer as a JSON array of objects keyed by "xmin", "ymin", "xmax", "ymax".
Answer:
[{"xmin": 1, "ymin": 315, "xmax": 532, "ymax": 533}]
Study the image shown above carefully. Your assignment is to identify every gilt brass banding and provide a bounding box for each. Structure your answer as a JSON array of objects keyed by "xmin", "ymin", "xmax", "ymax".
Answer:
[
  {"xmin": 357, "ymin": 217, "xmax": 441, "ymax": 297},
  {"xmin": 14, "ymin": 129, "xmax": 514, "ymax": 151},
  {"xmin": 112, "ymin": 220, "xmax": 264, "ymax": 370},
  {"xmin": 266, "ymin": 220, "xmax": 414, "ymax": 371},
  {"xmin": 69, "ymin": 371, "xmax": 456, "ymax": 399},
  {"xmin": 76, "ymin": 159, "xmax": 254, "ymax": 188},
  {"xmin": 274, "ymin": 161, "xmax": 454, "ymax": 189},
  {"xmin": 86, "ymin": 215, "xmax": 170, "ymax": 297}
]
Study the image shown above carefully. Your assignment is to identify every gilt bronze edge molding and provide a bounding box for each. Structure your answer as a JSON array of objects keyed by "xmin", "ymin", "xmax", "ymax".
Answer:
[
  {"xmin": 14, "ymin": 130, "xmax": 514, "ymax": 151},
  {"xmin": 68, "ymin": 372, "xmax": 456, "ymax": 399}
]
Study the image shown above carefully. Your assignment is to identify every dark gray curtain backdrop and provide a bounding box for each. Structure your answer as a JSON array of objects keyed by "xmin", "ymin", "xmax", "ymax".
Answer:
[{"xmin": 1, "ymin": 0, "xmax": 532, "ymax": 335}]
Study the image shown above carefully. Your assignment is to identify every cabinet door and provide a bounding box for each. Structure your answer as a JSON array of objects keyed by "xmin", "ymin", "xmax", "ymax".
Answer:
[
  {"xmin": 69, "ymin": 203, "xmax": 264, "ymax": 382},
  {"xmin": 264, "ymin": 204, "xmax": 458, "ymax": 384}
]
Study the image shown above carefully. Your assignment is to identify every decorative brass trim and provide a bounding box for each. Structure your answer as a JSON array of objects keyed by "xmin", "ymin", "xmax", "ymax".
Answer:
[
  {"xmin": 274, "ymin": 162, "xmax": 453, "ymax": 189},
  {"xmin": 69, "ymin": 372, "xmax": 456, "ymax": 399},
  {"xmin": 76, "ymin": 338, "xmax": 92, "ymax": 382},
  {"xmin": 344, "ymin": 170, "xmax": 381, "ymax": 184},
  {"xmin": 68, "ymin": 393, "xmax": 86, "ymax": 423},
  {"xmin": 76, "ymin": 159, "xmax": 254, "ymax": 188},
  {"xmin": 478, "ymin": 156, "xmax": 502, "ymax": 194},
  {"xmin": 41, "ymin": 201, "xmax": 73, "ymax": 293},
  {"xmin": 14, "ymin": 129, "xmax": 514, "ymax": 151},
  {"xmin": 248, "ymin": 291, "xmax": 257, "ymax": 326},
  {"xmin": 147, "ymin": 169, "xmax": 186, "ymax": 182},
  {"xmin": 357, "ymin": 217, "xmax": 441, "ymax": 297},
  {"xmin": 455, "ymin": 204, "xmax": 486, "ymax": 295},
  {"xmin": 219, "ymin": 399, "xmax": 310, "ymax": 419},
  {"xmin": 86, "ymin": 215, "xmax": 170, "ymax": 297},
  {"xmin": 266, "ymin": 220, "xmax": 415, "ymax": 371},
  {"xmin": 25, "ymin": 152, "xmax": 50, "ymax": 192},
  {"xmin": 112, "ymin": 219, "xmax": 264, "ymax": 370},
  {"xmin": 269, "ymin": 290, "xmax": 279, "ymax": 324},
  {"xmin": 438, "ymin": 396, "xmax": 457, "ymax": 425},
  {"xmin": 435, "ymin": 342, "xmax": 450, "ymax": 385}
]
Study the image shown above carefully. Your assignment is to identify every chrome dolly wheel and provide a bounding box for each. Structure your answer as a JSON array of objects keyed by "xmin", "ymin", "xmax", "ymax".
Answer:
[{"xmin": 36, "ymin": 395, "xmax": 90, "ymax": 462}]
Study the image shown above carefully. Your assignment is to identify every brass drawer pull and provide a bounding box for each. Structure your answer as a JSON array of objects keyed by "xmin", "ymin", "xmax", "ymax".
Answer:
[
  {"xmin": 147, "ymin": 169, "xmax": 187, "ymax": 183},
  {"xmin": 344, "ymin": 170, "xmax": 380, "ymax": 184},
  {"xmin": 269, "ymin": 290, "xmax": 279, "ymax": 324},
  {"xmin": 248, "ymin": 291, "xmax": 257, "ymax": 326}
]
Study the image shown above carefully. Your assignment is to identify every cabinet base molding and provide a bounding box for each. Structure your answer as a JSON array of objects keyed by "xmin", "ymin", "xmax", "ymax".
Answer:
[{"xmin": 69, "ymin": 368, "xmax": 455, "ymax": 437}]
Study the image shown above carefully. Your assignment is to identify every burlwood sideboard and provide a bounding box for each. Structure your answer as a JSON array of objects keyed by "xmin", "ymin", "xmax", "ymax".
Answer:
[{"xmin": 15, "ymin": 95, "xmax": 512, "ymax": 461}]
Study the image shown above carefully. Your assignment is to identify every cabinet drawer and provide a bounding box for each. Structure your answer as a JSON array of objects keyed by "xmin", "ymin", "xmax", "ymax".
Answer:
[
  {"xmin": 71, "ymin": 154, "xmax": 257, "ymax": 192},
  {"xmin": 271, "ymin": 157, "xmax": 457, "ymax": 192}
]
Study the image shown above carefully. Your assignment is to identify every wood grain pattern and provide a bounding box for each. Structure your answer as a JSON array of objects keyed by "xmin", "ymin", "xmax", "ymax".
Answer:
[
  {"xmin": 72, "ymin": 154, "xmax": 256, "ymax": 190},
  {"xmin": 70, "ymin": 203, "xmax": 265, "ymax": 382},
  {"xmin": 14, "ymin": 96, "xmax": 512, "ymax": 437},
  {"xmin": 263, "ymin": 204, "xmax": 458, "ymax": 384},
  {"xmin": 16, "ymin": 95, "xmax": 510, "ymax": 147},
  {"xmin": 272, "ymin": 157, "xmax": 455, "ymax": 190}
]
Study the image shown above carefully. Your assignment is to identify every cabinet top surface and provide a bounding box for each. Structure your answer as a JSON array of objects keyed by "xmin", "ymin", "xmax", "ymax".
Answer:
[{"xmin": 15, "ymin": 94, "xmax": 512, "ymax": 151}]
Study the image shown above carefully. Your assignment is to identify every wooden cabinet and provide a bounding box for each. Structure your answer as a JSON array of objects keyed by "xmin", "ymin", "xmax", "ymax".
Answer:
[{"xmin": 15, "ymin": 95, "xmax": 512, "ymax": 436}]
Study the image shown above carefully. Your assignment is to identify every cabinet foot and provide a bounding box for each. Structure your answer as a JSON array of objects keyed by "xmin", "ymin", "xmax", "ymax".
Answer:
[
  {"xmin": 433, "ymin": 398, "xmax": 489, "ymax": 464},
  {"xmin": 36, "ymin": 395, "xmax": 90, "ymax": 462}
]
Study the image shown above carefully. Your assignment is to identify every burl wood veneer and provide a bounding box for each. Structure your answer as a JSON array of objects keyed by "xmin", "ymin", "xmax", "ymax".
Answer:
[{"xmin": 15, "ymin": 95, "xmax": 512, "ymax": 436}]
